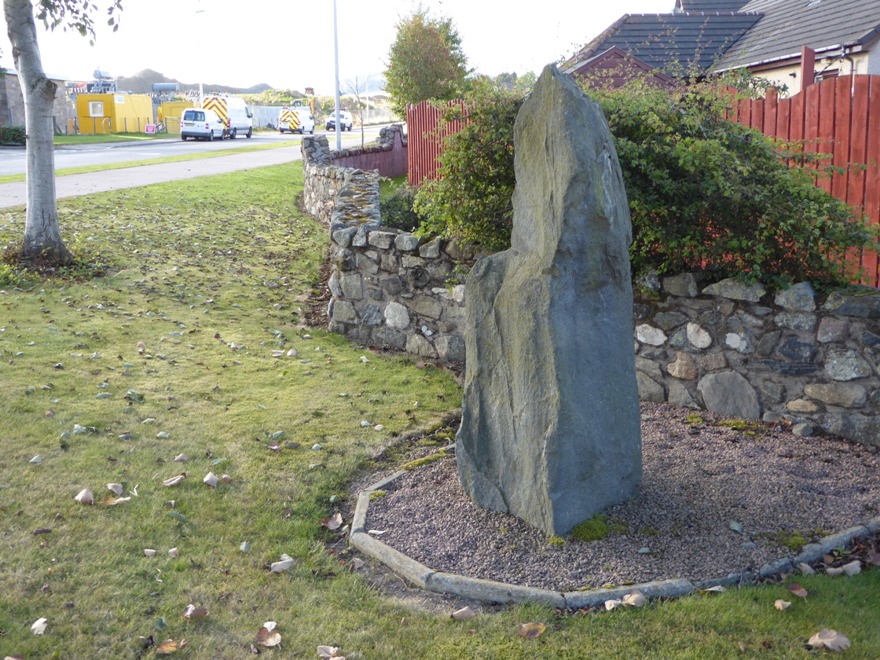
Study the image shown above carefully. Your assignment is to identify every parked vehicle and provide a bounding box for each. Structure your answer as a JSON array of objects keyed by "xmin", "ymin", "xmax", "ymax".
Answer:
[
  {"xmin": 279, "ymin": 106, "xmax": 315, "ymax": 134},
  {"xmin": 202, "ymin": 95, "xmax": 253, "ymax": 139},
  {"xmin": 325, "ymin": 110, "xmax": 353, "ymax": 132},
  {"xmin": 180, "ymin": 108, "xmax": 227, "ymax": 141}
]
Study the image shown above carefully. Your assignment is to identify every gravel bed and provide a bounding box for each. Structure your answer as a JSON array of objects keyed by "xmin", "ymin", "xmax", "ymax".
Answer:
[{"xmin": 364, "ymin": 402, "xmax": 880, "ymax": 592}]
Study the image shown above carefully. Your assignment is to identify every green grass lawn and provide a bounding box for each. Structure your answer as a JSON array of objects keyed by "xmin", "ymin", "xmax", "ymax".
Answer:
[{"xmin": 1, "ymin": 165, "xmax": 878, "ymax": 658}]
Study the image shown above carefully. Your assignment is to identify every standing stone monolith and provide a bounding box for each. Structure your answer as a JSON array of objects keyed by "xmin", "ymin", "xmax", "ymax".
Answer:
[{"xmin": 455, "ymin": 64, "xmax": 642, "ymax": 536}]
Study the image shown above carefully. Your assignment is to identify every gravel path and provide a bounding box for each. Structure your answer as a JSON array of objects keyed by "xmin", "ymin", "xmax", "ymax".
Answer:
[{"xmin": 363, "ymin": 402, "xmax": 880, "ymax": 592}]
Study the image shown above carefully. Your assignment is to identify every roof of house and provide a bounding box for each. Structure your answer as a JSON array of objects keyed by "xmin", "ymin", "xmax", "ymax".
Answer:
[
  {"xmin": 565, "ymin": 12, "xmax": 762, "ymax": 74},
  {"xmin": 676, "ymin": 0, "xmax": 751, "ymax": 11},
  {"xmin": 715, "ymin": 0, "xmax": 880, "ymax": 70}
]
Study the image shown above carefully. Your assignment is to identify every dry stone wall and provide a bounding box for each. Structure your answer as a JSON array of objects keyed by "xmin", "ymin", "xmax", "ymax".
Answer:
[
  {"xmin": 633, "ymin": 275, "xmax": 880, "ymax": 446},
  {"xmin": 301, "ymin": 127, "xmax": 469, "ymax": 364},
  {"xmin": 300, "ymin": 126, "xmax": 880, "ymax": 447}
]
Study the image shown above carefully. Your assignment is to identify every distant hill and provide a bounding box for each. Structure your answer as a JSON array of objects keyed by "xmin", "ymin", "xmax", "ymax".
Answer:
[{"xmin": 117, "ymin": 69, "xmax": 274, "ymax": 95}]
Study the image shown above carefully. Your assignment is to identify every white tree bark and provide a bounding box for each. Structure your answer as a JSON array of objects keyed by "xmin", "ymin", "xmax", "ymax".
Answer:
[{"xmin": 4, "ymin": 0, "xmax": 71, "ymax": 261}]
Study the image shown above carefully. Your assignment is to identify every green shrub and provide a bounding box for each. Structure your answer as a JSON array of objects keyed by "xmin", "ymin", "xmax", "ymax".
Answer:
[
  {"xmin": 413, "ymin": 88, "xmax": 523, "ymax": 252},
  {"xmin": 380, "ymin": 183, "xmax": 424, "ymax": 232},
  {"xmin": 411, "ymin": 75, "xmax": 876, "ymax": 288},
  {"xmin": 0, "ymin": 125, "xmax": 26, "ymax": 146},
  {"xmin": 0, "ymin": 261, "xmax": 21, "ymax": 287}
]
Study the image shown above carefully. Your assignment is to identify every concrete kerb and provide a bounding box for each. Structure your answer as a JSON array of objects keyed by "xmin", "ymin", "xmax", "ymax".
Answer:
[{"xmin": 349, "ymin": 449, "xmax": 880, "ymax": 609}]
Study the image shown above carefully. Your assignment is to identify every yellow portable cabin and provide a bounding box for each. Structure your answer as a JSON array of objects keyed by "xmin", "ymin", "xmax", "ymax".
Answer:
[
  {"xmin": 75, "ymin": 93, "xmax": 153, "ymax": 134},
  {"xmin": 158, "ymin": 101, "xmax": 197, "ymax": 134}
]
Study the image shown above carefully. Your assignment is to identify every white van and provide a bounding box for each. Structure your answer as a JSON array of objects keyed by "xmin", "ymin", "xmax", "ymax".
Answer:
[
  {"xmin": 203, "ymin": 95, "xmax": 253, "ymax": 139},
  {"xmin": 181, "ymin": 108, "xmax": 226, "ymax": 141},
  {"xmin": 279, "ymin": 107, "xmax": 315, "ymax": 134}
]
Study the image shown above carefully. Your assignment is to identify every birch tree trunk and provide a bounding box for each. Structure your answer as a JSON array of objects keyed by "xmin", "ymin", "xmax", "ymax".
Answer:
[{"xmin": 4, "ymin": 0, "xmax": 72, "ymax": 263}]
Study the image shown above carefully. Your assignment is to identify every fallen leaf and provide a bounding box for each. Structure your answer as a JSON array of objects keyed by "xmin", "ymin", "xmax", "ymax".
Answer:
[
  {"xmin": 701, "ymin": 585, "xmax": 726, "ymax": 594},
  {"xmin": 270, "ymin": 556, "xmax": 294, "ymax": 573},
  {"xmin": 173, "ymin": 454, "xmax": 189, "ymax": 463},
  {"xmin": 256, "ymin": 625, "xmax": 281, "ymax": 647},
  {"xmin": 729, "ymin": 521, "xmax": 744, "ymax": 533},
  {"xmin": 240, "ymin": 541, "xmax": 251, "ymax": 552},
  {"xmin": 155, "ymin": 639, "xmax": 188, "ymax": 654},
  {"xmin": 451, "ymin": 606, "xmax": 476, "ymax": 620},
  {"xmin": 623, "ymin": 591, "xmax": 647, "ymax": 607},
  {"xmin": 32, "ymin": 528, "xmax": 52, "ymax": 535},
  {"xmin": 168, "ymin": 547, "xmax": 179, "ymax": 557},
  {"xmin": 797, "ymin": 562, "xmax": 815, "ymax": 575},
  {"xmin": 517, "ymin": 622, "xmax": 547, "ymax": 639},
  {"xmin": 867, "ymin": 548, "xmax": 880, "ymax": 567},
  {"xmin": 788, "ymin": 582, "xmax": 808, "ymax": 600},
  {"xmin": 321, "ymin": 512, "xmax": 343, "ymax": 531},
  {"xmin": 604, "ymin": 599, "xmax": 623, "ymax": 611},
  {"xmin": 842, "ymin": 560, "xmax": 861, "ymax": 576},
  {"xmin": 30, "ymin": 617, "xmax": 48, "ymax": 635},
  {"xmin": 143, "ymin": 548, "xmax": 157, "ymax": 558},
  {"xmin": 203, "ymin": 472, "xmax": 218, "ymax": 488},
  {"xmin": 826, "ymin": 566, "xmax": 844, "ymax": 577},
  {"xmin": 774, "ymin": 599, "xmax": 791, "ymax": 611},
  {"xmin": 317, "ymin": 646, "xmax": 342, "ymax": 659},
  {"xmin": 183, "ymin": 604, "xmax": 208, "ymax": 619},
  {"xmin": 808, "ymin": 629, "xmax": 851, "ymax": 652},
  {"xmin": 102, "ymin": 496, "xmax": 131, "ymax": 506},
  {"xmin": 74, "ymin": 488, "xmax": 94, "ymax": 505},
  {"xmin": 107, "ymin": 483, "xmax": 124, "ymax": 495},
  {"xmin": 350, "ymin": 558, "xmax": 364, "ymax": 570},
  {"xmin": 162, "ymin": 473, "xmax": 186, "ymax": 487}
]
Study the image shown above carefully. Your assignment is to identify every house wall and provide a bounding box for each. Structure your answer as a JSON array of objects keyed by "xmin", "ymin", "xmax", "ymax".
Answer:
[
  {"xmin": 754, "ymin": 52, "xmax": 871, "ymax": 95},
  {"xmin": 2, "ymin": 72, "xmax": 67, "ymax": 130}
]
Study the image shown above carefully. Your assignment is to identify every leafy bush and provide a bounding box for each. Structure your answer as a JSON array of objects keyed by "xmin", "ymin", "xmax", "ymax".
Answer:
[
  {"xmin": 0, "ymin": 126, "xmax": 26, "ymax": 146},
  {"xmin": 413, "ymin": 88, "xmax": 523, "ymax": 253},
  {"xmin": 589, "ymin": 77, "xmax": 874, "ymax": 287},
  {"xmin": 0, "ymin": 262, "xmax": 21, "ymax": 287},
  {"xmin": 412, "ymin": 75, "xmax": 876, "ymax": 288},
  {"xmin": 379, "ymin": 183, "xmax": 424, "ymax": 232}
]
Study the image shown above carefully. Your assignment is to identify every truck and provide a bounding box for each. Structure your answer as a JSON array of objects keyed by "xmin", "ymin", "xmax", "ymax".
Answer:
[
  {"xmin": 278, "ymin": 106, "xmax": 315, "ymax": 134},
  {"xmin": 202, "ymin": 95, "xmax": 253, "ymax": 139}
]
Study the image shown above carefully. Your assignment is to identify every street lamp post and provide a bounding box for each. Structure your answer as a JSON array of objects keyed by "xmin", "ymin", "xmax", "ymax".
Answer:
[{"xmin": 333, "ymin": 0, "xmax": 341, "ymax": 150}]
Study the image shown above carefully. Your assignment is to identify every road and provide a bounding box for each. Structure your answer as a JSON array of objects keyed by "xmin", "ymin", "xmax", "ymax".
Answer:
[{"xmin": 0, "ymin": 127, "xmax": 385, "ymax": 209}]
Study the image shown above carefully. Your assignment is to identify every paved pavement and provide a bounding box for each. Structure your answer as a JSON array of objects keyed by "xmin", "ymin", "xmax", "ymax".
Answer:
[{"xmin": 0, "ymin": 145, "xmax": 303, "ymax": 209}]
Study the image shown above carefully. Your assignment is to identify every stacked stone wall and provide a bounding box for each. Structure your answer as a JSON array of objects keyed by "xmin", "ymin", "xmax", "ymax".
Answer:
[
  {"xmin": 301, "ymin": 126, "xmax": 468, "ymax": 363},
  {"xmin": 633, "ymin": 275, "xmax": 879, "ymax": 446},
  {"xmin": 298, "ymin": 126, "xmax": 880, "ymax": 447}
]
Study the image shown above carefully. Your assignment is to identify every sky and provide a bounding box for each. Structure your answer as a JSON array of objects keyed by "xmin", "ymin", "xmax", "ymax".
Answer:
[{"xmin": 2, "ymin": 0, "xmax": 674, "ymax": 94}]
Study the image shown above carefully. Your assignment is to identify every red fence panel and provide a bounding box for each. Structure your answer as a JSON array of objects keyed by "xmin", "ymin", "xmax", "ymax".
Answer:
[{"xmin": 406, "ymin": 100, "xmax": 470, "ymax": 187}]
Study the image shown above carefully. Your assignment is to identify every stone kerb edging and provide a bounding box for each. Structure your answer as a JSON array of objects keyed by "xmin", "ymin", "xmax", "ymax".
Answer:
[{"xmin": 349, "ymin": 447, "xmax": 880, "ymax": 607}]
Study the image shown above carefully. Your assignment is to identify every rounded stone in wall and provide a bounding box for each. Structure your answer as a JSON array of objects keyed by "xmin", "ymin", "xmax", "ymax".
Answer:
[
  {"xmin": 384, "ymin": 301, "xmax": 410, "ymax": 329},
  {"xmin": 407, "ymin": 267, "xmax": 431, "ymax": 289},
  {"xmin": 697, "ymin": 371, "xmax": 761, "ymax": 419}
]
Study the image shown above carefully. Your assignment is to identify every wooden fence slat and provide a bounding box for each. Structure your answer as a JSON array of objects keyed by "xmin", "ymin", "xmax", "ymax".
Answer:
[
  {"xmin": 765, "ymin": 88, "xmax": 778, "ymax": 139},
  {"xmin": 831, "ymin": 76, "xmax": 852, "ymax": 201},
  {"xmin": 861, "ymin": 76, "xmax": 880, "ymax": 287},
  {"xmin": 817, "ymin": 79, "xmax": 837, "ymax": 193},
  {"xmin": 752, "ymin": 98, "xmax": 765, "ymax": 132}
]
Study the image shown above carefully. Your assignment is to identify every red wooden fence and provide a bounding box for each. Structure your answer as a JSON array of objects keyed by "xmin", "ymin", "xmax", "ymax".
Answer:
[
  {"xmin": 407, "ymin": 76, "xmax": 880, "ymax": 287},
  {"xmin": 406, "ymin": 100, "xmax": 470, "ymax": 187},
  {"xmin": 726, "ymin": 75, "xmax": 880, "ymax": 288}
]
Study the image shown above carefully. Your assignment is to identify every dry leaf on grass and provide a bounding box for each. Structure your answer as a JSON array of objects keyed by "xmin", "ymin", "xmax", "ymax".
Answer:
[
  {"xmin": 842, "ymin": 560, "xmax": 861, "ymax": 576},
  {"xmin": 321, "ymin": 512, "xmax": 343, "ymax": 531},
  {"xmin": 30, "ymin": 618, "xmax": 48, "ymax": 635},
  {"xmin": 256, "ymin": 623, "xmax": 281, "ymax": 647},
  {"xmin": 788, "ymin": 583, "xmax": 809, "ymax": 600},
  {"xmin": 162, "ymin": 473, "xmax": 186, "ymax": 487},
  {"xmin": 317, "ymin": 646, "xmax": 344, "ymax": 659},
  {"xmin": 808, "ymin": 629, "xmax": 851, "ymax": 652},
  {"xmin": 155, "ymin": 639, "xmax": 188, "ymax": 654},
  {"xmin": 797, "ymin": 562, "xmax": 815, "ymax": 575},
  {"xmin": 774, "ymin": 599, "xmax": 791, "ymax": 611},
  {"xmin": 143, "ymin": 549, "xmax": 157, "ymax": 558},
  {"xmin": 517, "ymin": 622, "xmax": 547, "ymax": 639},
  {"xmin": 623, "ymin": 591, "xmax": 647, "ymax": 607},
  {"xmin": 102, "ymin": 496, "xmax": 131, "ymax": 506},
  {"xmin": 183, "ymin": 604, "xmax": 208, "ymax": 619},
  {"xmin": 107, "ymin": 483, "xmax": 124, "ymax": 495},
  {"xmin": 203, "ymin": 472, "xmax": 218, "ymax": 488},
  {"xmin": 700, "ymin": 585, "xmax": 726, "ymax": 594},
  {"xmin": 74, "ymin": 489, "xmax": 94, "ymax": 505},
  {"xmin": 173, "ymin": 454, "xmax": 189, "ymax": 463},
  {"xmin": 168, "ymin": 547, "xmax": 179, "ymax": 557},
  {"xmin": 451, "ymin": 606, "xmax": 476, "ymax": 621},
  {"xmin": 270, "ymin": 554, "xmax": 294, "ymax": 573},
  {"xmin": 604, "ymin": 599, "xmax": 623, "ymax": 611}
]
